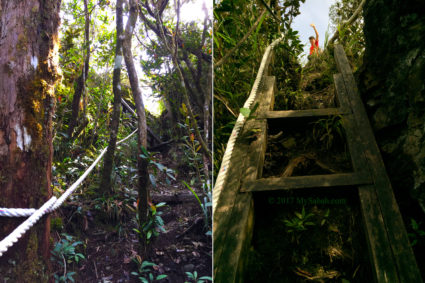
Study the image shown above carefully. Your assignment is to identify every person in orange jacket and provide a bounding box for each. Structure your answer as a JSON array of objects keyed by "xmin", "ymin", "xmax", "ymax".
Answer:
[{"xmin": 309, "ymin": 23, "xmax": 320, "ymax": 57}]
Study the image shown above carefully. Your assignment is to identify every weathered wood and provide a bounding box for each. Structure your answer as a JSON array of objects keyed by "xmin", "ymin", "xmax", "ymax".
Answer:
[
  {"xmin": 214, "ymin": 76, "xmax": 275, "ymax": 283},
  {"xmin": 335, "ymin": 44, "xmax": 422, "ymax": 283},
  {"xmin": 260, "ymin": 108, "xmax": 347, "ymax": 119},
  {"xmin": 213, "ymin": 142, "xmax": 249, "ymax": 274},
  {"xmin": 334, "ymin": 73, "xmax": 400, "ymax": 282},
  {"xmin": 241, "ymin": 172, "xmax": 372, "ymax": 192}
]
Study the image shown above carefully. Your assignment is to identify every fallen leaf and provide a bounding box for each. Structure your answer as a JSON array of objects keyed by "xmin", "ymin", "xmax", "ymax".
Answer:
[{"xmin": 192, "ymin": 241, "xmax": 203, "ymax": 248}]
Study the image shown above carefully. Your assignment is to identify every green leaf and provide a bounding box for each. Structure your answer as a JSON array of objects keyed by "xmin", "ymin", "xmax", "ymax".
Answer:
[
  {"xmin": 239, "ymin": 107, "xmax": 251, "ymax": 117},
  {"xmin": 294, "ymin": 212, "xmax": 302, "ymax": 219},
  {"xmin": 153, "ymin": 162, "xmax": 166, "ymax": 171},
  {"xmin": 140, "ymin": 146, "xmax": 149, "ymax": 157},
  {"xmin": 156, "ymin": 202, "xmax": 166, "ymax": 207},
  {"xmin": 149, "ymin": 174, "xmax": 156, "ymax": 188},
  {"xmin": 182, "ymin": 181, "xmax": 202, "ymax": 208},
  {"xmin": 411, "ymin": 219, "xmax": 419, "ymax": 230}
]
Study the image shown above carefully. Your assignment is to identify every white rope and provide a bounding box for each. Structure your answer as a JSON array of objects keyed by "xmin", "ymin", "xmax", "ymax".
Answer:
[
  {"xmin": 213, "ymin": 35, "xmax": 284, "ymax": 214},
  {"xmin": 0, "ymin": 129, "xmax": 138, "ymax": 256},
  {"xmin": 0, "ymin": 197, "xmax": 57, "ymax": 256},
  {"xmin": 0, "ymin": 208, "xmax": 36, "ymax": 217}
]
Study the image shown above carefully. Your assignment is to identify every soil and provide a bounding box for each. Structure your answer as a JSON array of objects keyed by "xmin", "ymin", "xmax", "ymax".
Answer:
[{"xmin": 50, "ymin": 151, "xmax": 212, "ymax": 283}]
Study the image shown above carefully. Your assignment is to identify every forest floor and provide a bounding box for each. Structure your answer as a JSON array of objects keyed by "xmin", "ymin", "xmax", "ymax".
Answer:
[{"xmin": 51, "ymin": 148, "xmax": 212, "ymax": 283}]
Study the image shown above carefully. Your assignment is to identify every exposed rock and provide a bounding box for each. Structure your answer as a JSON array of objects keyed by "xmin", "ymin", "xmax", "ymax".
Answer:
[{"xmin": 359, "ymin": 0, "xmax": 425, "ymax": 210}]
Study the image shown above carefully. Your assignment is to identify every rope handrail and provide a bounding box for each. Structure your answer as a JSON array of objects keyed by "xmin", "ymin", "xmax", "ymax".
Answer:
[
  {"xmin": 0, "ymin": 129, "xmax": 138, "ymax": 257},
  {"xmin": 213, "ymin": 35, "xmax": 285, "ymax": 214}
]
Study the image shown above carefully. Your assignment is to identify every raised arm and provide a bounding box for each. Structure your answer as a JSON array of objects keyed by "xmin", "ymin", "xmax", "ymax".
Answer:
[{"xmin": 310, "ymin": 23, "xmax": 319, "ymax": 42}]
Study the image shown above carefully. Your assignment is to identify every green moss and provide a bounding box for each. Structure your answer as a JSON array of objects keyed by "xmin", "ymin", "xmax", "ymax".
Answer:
[
  {"xmin": 3, "ymin": 231, "xmax": 49, "ymax": 282},
  {"xmin": 31, "ymin": 5, "xmax": 39, "ymax": 14},
  {"xmin": 51, "ymin": 217, "xmax": 64, "ymax": 231},
  {"xmin": 16, "ymin": 33, "xmax": 28, "ymax": 52}
]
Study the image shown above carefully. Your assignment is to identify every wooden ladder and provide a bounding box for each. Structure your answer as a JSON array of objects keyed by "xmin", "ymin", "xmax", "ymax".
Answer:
[{"xmin": 213, "ymin": 44, "xmax": 423, "ymax": 282}]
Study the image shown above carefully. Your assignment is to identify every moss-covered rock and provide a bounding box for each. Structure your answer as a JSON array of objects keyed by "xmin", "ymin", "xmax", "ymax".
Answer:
[{"xmin": 359, "ymin": 0, "xmax": 425, "ymax": 213}]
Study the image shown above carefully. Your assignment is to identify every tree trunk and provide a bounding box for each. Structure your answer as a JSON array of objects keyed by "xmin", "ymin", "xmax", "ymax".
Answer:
[
  {"xmin": 99, "ymin": 0, "xmax": 123, "ymax": 194},
  {"xmin": 149, "ymin": 0, "xmax": 211, "ymax": 162},
  {"xmin": 0, "ymin": 0, "xmax": 61, "ymax": 280},
  {"xmin": 138, "ymin": 3, "xmax": 211, "ymax": 161},
  {"xmin": 203, "ymin": 53, "xmax": 212, "ymax": 181},
  {"xmin": 67, "ymin": 0, "xmax": 91, "ymax": 139},
  {"xmin": 123, "ymin": 0, "xmax": 150, "ymax": 237}
]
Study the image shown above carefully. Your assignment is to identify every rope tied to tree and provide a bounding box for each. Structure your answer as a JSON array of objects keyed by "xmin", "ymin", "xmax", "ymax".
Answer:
[{"xmin": 0, "ymin": 129, "xmax": 138, "ymax": 257}]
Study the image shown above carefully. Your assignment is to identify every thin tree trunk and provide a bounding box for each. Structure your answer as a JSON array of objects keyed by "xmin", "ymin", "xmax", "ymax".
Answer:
[
  {"xmin": 201, "ymin": 5, "xmax": 212, "ymax": 180},
  {"xmin": 68, "ymin": 0, "xmax": 91, "ymax": 139},
  {"xmin": 170, "ymin": 2, "xmax": 211, "ymax": 162},
  {"xmin": 0, "ymin": 0, "xmax": 61, "ymax": 280},
  {"xmin": 122, "ymin": 0, "xmax": 150, "ymax": 239},
  {"xmin": 203, "ymin": 52, "xmax": 212, "ymax": 181},
  {"xmin": 147, "ymin": 0, "xmax": 211, "ymax": 162},
  {"xmin": 99, "ymin": 0, "xmax": 123, "ymax": 194}
]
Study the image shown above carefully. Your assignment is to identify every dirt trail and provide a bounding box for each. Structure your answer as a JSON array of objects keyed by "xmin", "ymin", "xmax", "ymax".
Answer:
[{"xmin": 52, "ymin": 151, "xmax": 211, "ymax": 283}]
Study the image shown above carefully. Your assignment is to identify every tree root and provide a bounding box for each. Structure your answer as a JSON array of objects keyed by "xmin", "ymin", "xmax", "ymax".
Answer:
[{"xmin": 280, "ymin": 153, "xmax": 339, "ymax": 177}]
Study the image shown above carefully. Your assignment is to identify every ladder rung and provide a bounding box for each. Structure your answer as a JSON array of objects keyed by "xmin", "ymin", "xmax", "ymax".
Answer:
[
  {"xmin": 259, "ymin": 108, "xmax": 349, "ymax": 119},
  {"xmin": 240, "ymin": 172, "xmax": 372, "ymax": 192}
]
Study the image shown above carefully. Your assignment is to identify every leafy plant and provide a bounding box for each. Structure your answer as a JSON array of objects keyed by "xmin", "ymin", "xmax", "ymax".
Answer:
[
  {"xmin": 50, "ymin": 233, "xmax": 85, "ymax": 283},
  {"xmin": 312, "ymin": 115, "xmax": 344, "ymax": 150},
  {"xmin": 283, "ymin": 207, "xmax": 315, "ymax": 233},
  {"xmin": 408, "ymin": 218, "xmax": 425, "ymax": 247},
  {"xmin": 140, "ymin": 146, "xmax": 176, "ymax": 187},
  {"xmin": 178, "ymin": 120, "xmax": 205, "ymax": 183},
  {"xmin": 131, "ymin": 258, "xmax": 168, "ymax": 283},
  {"xmin": 320, "ymin": 208, "xmax": 331, "ymax": 226},
  {"xmin": 183, "ymin": 180, "xmax": 212, "ymax": 235},
  {"xmin": 283, "ymin": 207, "xmax": 316, "ymax": 244},
  {"xmin": 214, "ymin": 0, "xmax": 306, "ymax": 176},
  {"xmin": 134, "ymin": 202, "xmax": 167, "ymax": 242},
  {"xmin": 185, "ymin": 271, "xmax": 213, "ymax": 283}
]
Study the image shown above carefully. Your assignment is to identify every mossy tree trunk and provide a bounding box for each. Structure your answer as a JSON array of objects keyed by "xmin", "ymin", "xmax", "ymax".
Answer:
[
  {"xmin": 99, "ymin": 0, "xmax": 123, "ymax": 194},
  {"xmin": 0, "ymin": 0, "xmax": 61, "ymax": 281}
]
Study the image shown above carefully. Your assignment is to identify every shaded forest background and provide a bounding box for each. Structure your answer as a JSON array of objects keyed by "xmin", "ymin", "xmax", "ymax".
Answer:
[{"xmin": 0, "ymin": 0, "xmax": 212, "ymax": 282}]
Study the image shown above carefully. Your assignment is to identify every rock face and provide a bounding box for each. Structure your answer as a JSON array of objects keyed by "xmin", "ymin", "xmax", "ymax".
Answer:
[{"xmin": 359, "ymin": 0, "xmax": 425, "ymax": 210}]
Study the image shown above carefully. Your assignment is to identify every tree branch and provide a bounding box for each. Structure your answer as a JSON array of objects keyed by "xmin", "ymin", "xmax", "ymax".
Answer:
[
  {"xmin": 214, "ymin": 9, "xmax": 266, "ymax": 68},
  {"xmin": 329, "ymin": 0, "xmax": 366, "ymax": 44}
]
